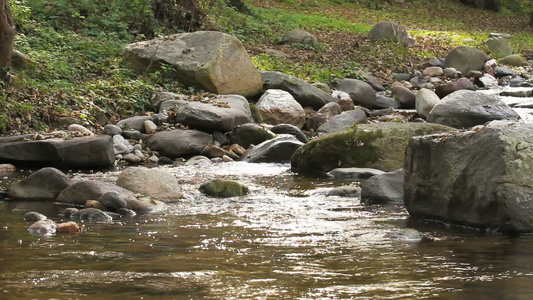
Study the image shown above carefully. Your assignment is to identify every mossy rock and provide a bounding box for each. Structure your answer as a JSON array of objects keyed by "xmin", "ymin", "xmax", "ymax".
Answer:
[
  {"xmin": 291, "ymin": 122, "xmax": 455, "ymax": 175},
  {"xmin": 199, "ymin": 179, "xmax": 249, "ymax": 198}
]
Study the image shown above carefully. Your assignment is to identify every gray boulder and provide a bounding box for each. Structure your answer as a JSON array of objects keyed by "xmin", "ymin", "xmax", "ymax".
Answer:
[
  {"xmin": 291, "ymin": 122, "xmax": 455, "ymax": 175},
  {"xmin": 7, "ymin": 167, "xmax": 72, "ymax": 200},
  {"xmin": 368, "ymin": 21, "xmax": 415, "ymax": 46},
  {"xmin": 361, "ymin": 169, "xmax": 404, "ymax": 204},
  {"xmin": 415, "ymin": 88, "xmax": 440, "ymax": 119},
  {"xmin": 123, "ymin": 31, "xmax": 262, "ymax": 97},
  {"xmin": 427, "ymin": 90, "xmax": 521, "ymax": 129},
  {"xmin": 445, "ymin": 46, "xmax": 487, "ymax": 75},
  {"xmin": 116, "ymin": 167, "xmax": 184, "ymax": 202},
  {"xmin": 261, "ymin": 71, "xmax": 336, "ymax": 110},
  {"xmin": 117, "ymin": 116, "xmax": 152, "ymax": 132},
  {"xmin": 230, "ymin": 123, "xmax": 276, "ymax": 148},
  {"xmin": 146, "ymin": 129, "xmax": 213, "ymax": 158},
  {"xmin": 280, "ymin": 29, "xmax": 317, "ymax": 45},
  {"xmin": 241, "ymin": 135, "xmax": 304, "ymax": 163},
  {"xmin": 484, "ymin": 37, "xmax": 513, "ymax": 59},
  {"xmin": 0, "ymin": 136, "xmax": 115, "ymax": 168},
  {"xmin": 317, "ymin": 108, "xmax": 368, "ymax": 134},
  {"xmin": 171, "ymin": 94, "xmax": 254, "ymax": 133},
  {"xmin": 404, "ymin": 120, "xmax": 533, "ymax": 234},
  {"xmin": 333, "ymin": 78, "xmax": 377, "ymax": 108},
  {"xmin": 98, "ymin": 191, "xmax": 129, "ymax": 210},
  {"xmin": 256, "ymin": 89, "xmax": 306, "ymax": 128}
]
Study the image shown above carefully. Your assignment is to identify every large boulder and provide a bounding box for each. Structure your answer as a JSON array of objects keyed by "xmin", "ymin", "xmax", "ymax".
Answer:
[
  {"xmin": 291, "ymin": 122, "xmax": 455, "ymax": 176},
  {"xmin": 404, "ymin": 120, "xmax": 533, "ymax": 234},
  {"xmin": 316, "ymin": 108, "xmax": 368, "ymax": 134},
  {"xmin": 368, "ymin": 21, "xmax": 415, "ymax": 46},
  {"xmin": 123, "ymin": 31, "xmax": 262, "ymax": 97},
  {"xmin": 116, "ymin": 167, "xmax": 184, "ymax": 202},
  {"xmin": 427, "ymin": 90, "xmax": 521, "ymax": 129},
  {"xmin": 445, "ymin": 46, "xmax": 487, "ymax": 75},
  {"xmin": 261, "ymin": 71, "xmax": 336, "ymax": 110},
  {"xmin": 145, "ymin": 129, "xmax": 213, "ymax": 158},
  {"xmin": 256, "ymin": 89, "xmax": 306, "ymax": 128},
  {"xmin": 0, "ymin": 136, "xmax": 115, "ymax": 168},
  {"xmin": 333, "ymin": 78, "xmax": 377, "ymax": 108},
  {"xmin": 241, "ymin": 135, "xmax": 304, "ymax": 163},
  {"xmin": 7, "ymin": 167, "xmax": 72, "ymax": 200},
  {"xmin": 170, "ymin": 94, "xmax": 254, "ymax": 133}
]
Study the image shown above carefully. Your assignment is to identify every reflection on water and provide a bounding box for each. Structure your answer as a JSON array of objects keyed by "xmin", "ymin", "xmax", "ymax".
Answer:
[{"xmin": 1, "ymin": 162, "xmax": 533, "ymax": 299}]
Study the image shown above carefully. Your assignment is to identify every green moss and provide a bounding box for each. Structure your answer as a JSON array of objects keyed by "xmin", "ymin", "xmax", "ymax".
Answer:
[{"xmin": 199, "ymin": 179, "xmax": 249, "ymax": 198}]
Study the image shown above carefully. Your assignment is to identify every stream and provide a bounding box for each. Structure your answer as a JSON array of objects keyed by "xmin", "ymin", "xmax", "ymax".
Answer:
[
  {"xmin": 2, "ymin": 86, "xmax": 533, "ymax": 299},
  {"xmin": 1, "ymin": 161, "xmax": 533, "ymax": 299}
]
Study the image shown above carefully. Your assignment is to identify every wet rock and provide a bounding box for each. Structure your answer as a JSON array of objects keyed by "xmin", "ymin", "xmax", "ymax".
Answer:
[
  {"xmin": 405, "ymin": 120, "xmax": 533, "ymax": 234},
  {"xmin": 85, "ymin": 200, "xmax": 106, "ymax": 210},
  {"xmin": 325, "ymin": 186, "xmax": 361, "ymax": 197},
  {"xmin": 270, "ymin": 124, "xmax": 309, "ymax": 143},
  {"xmin": 201, "ymin": 145, "xmax": 226, "ymax": 158},
  {"xmin": 256, "ymin": 89, "xmax": 306, "ymax": 129},
  {"xmin": 116, "ymin": 167, "xmax": 184, "ymax": 202},
  {"xmin": 316, "ymin": 108, "xmax": 368, "ymax": 134},
  {"xmin": 70, "ymin": 208, "xmax": 113, "ymax": 223},
  {"xmin": 222, "ymin": 155, "xmax": 234, "ymax": 162},
  {"xmin": 124, "ymin": 31, "xmax": 262, "ymax": 97},
  {"xmin": 99, "ymin": 191, "xmax": 129, "ymax": 210},
  {"xmin": 199, "ymin": 179, "xmax": 249, "ymax": 198},
  {"xmin": 56, "ymin": 221, "xmax": 81, "ymax": 233},
  {"xmin": 57, "ymin": 180, "xmax": 138, "ymax": 206},
  {"xmin": 186, "ymin": 155, "xmax": 213, "ymax": 166},
  {"xmin": 28, "ymin": 219, "xmax": 57, "ymax": 236},
  {"xmin": 146, "ymin": 129, "xmax": 213, "ymax": 158},
  {"xmin": 384, "ymin": 228, "xmax": 421, "ymax": 242},
  {"xmin": 329, "ymin": 167, "xmax": 385, "ymax": 180},
  {"xmin": 361, "ymin": 169, "xmax": 404, "ymax": 204},
  {"xmin": 280, "ymin": 29, "xmax": 317, "ymax": 45},
  {"xmin": 445, "ymin": 46, "xmax": 487, "ymax": 75},
  {"xmin": 428, "ymin": 90, "xmax": 521, "ymax": 129},
  {"xmin": 230, "ymin": 123, "xmax": 275, "ymax": 149},
  {"xmin": 241, "ymin": 135, "xmax": 304, "ymax": 163},
  {"xmin": 333, "ymin": 78, "xmax": 377, "ymax": 109},
  {"xmin": 0, "ymin": 164, "xmax": 16, "ymax": 172},
  {"xmin": 63, "ymin": 208, "xmax": 79, "ymax": 218},
  {"xmin": 117, "ymin": 208, "xmax": 137, "ymax": 218},
  {"xmin": 415, "ymin": 88, "xmax": 440, "ymax": 119},
  {"xmin": 23, "ymin": 212, "xmax": 47, "ymax": 222},
  {"xmin": 261, "ymin": 71, "xmax": 336, "ymax": 110},
  {"xmin": 291, "ymin": 122, "xmax": 455, "ymax": 175},
  {"xmin": 7, "ymin": 167, "xmax": 72, "ymax": 200}
]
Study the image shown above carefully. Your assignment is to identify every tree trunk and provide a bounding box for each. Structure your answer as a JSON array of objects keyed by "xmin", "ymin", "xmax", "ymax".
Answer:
[{"xmin": 0, "ymin": 0, "xmax": 15, "ymax": 80}]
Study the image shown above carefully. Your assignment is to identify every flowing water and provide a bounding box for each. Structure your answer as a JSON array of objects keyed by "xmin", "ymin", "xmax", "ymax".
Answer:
[{"xmin": 1, "ymin": 162, "xmax": 533, "ymax": 299}]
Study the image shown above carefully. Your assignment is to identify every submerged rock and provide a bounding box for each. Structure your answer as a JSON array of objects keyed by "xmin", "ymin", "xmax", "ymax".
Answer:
[
  {"xmin": 28, "ymin": 219, "xmax": 57, "ymax": 236},
  {"xmin": 70, "ymin": 208, "xmax": 113, "ymax": 223},
  {"xmin": 23, "ymin": 211, "xmax": 47, "ymax": 222},
  {"xmin": 199, "ymin": 179, "xmax": 249, "ymax": 198},
  {"xmin": 361, "ymin": 169, "xmax": 404, "ymax": 205}
]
